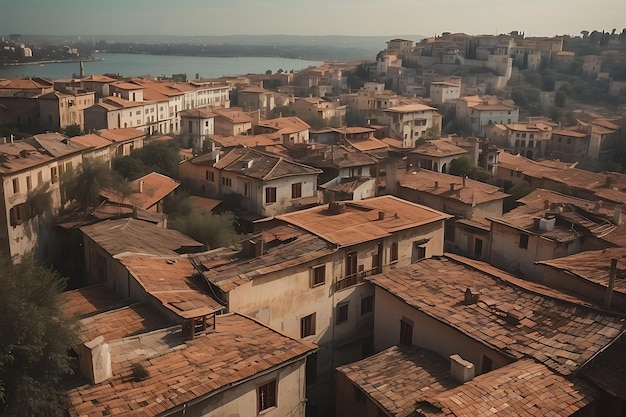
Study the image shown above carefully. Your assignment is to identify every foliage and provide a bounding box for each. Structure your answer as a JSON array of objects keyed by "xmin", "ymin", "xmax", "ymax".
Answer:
[
  {"xmin": 503, "ymin": 181, "xmax": 534, "ymax": 212},
  {"xmin": 131, "ymin": 363, "xmax": 149, "ymax": 381},
  {"xmin": 554, "ymin": 91, "xmax": 566, "ymax": 108},
  {"xmin": 422, "ymin": 126, "xmax": 441, "ymax": 141},
  {"xmin": 345, "ymin": 109, "xmax": 365, "ymax": 127},
  {"xmin": 25, "ymin": 182, "xmax": 52, "ymax": 218},
  {"xmin": 448, "ymin": 157, "xmax": 489, "ymax": 182},
  {"xmin": 169, "ymin": 208, "xmax": 238, "ymax": 249},
  {"xmin": 126, "ymin": 141, "xmax": 181, "ymax": 179},
  {"xmin": 61, "ymin": 124, "xmax": 83, "ymax": 138},
  {"xmin": 112, "ymin": 156, "xmax": 150, "ymax": 181},
  {"xmin": 64, "ymin": 159, "xmax": 130, "ymax": 211},
  {"xmin": 271, "ymin": 105, "xmax": 296, "ymax": 118},
  {"xmin": 0, "ymin": 252, "xmax": 77, "ymax": 417}
]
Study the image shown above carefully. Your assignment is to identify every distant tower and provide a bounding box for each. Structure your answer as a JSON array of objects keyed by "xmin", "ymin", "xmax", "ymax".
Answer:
[{"xmin": 79, "ymin": 60, "xmax": 84, "ymax": 78}]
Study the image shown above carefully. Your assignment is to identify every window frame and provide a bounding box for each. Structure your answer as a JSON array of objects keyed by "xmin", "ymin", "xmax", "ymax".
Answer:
[
  {"xmin": 399, "ymin": 318, "xmax": 413, "ymax": 346},
  {"xmin": 361, "ymin": 296, "xmax": 374, "ymax": 316},
  {"xmin": 519, "ymin": 233, "xmax": 529, "ymax": 249},
  {"xmin": 291, "ymin": 182, "xmax": 302, "ymax": 199},
  {"xmin": 265, "ymin": 186, "xmax": 277, "ymax": 204},
  {"xmin": 300, "ymin": 313, "xmax": 316, "ymax": 338},
  {"xmin": 336, "ymin": 302, "xmax": 349, "ymax": 325},
  {"xmin": 257, "ymin": 379, "xmax": 277, "ymax": 413},
  {"xmin": 311, "ymin": 265, "xmax": 326, "ymax": 287}
]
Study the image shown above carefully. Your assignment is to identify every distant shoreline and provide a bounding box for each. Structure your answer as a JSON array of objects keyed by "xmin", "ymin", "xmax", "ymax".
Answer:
[{"xmin": 0, "ymin": 57, "xmax": 103, "ymax": 67}]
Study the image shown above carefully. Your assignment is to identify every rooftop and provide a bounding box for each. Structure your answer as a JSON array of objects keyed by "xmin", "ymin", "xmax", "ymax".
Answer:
[
  {"xmin": 67, "ymin": 313, "xmax": 316, "ymax": 417},
  {"xmin": 96, "ymin": 128, "xmax": 146, "ymax": 143},
  {"xmin": 417, "ymin": 359, "xmax": 596, "ymax": 417},
  {"xmin": 213, "ymin": 108, "xmax": 253, "ymax": 124},
  {"xmin": 276, "ymin": 196, "xmax": 451, "ymax": 247},
  {"xmin": 411, "ymin": 139, "xmax": 467, "ymax": 158},
  {"xmin": 383, "ymin": 103, "xmax": 436, "ymax": 113},
  {"xmin": 80, "ymin": 218, "xmax": 204, "ymax": 257},
  {"xmin": 69, "ymin": 133, "xmax": 112, "ymax": 150},
  {"xmin": 257, "ymin": 116, "xmax": 311, "ymax": 134},
  {"xmin": 100, "ymin": 172, "xmax": 180, "ymax": 211},
  {"xmin": 337, "ymin": 346, "xmax": 458, "ymax": 417},
  {"xmin": 368, "ymin": 254, "xmax": 626, "ymax": 375},
  {"xmin": 61, "ymin": 284, "xmax": 124, "ymax": 319},
  {"xmin": 118, "ymin": 254, "xmax": 224, "ymax": 319},
  {"xmin": 397, "ymin": 169, "xmax": 509, "ymax": 206},
  {"xmin": 214, "ymin": 147, "xmax": 321, "ymax": 181},
  {"xmin": 537, "ymin": 248, "xmax": 626, "ymax": 295}
]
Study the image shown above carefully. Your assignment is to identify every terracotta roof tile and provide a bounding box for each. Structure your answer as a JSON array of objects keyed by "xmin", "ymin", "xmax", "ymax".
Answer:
[
  {"xmin": 418, "ymin": 359, "xmax": 597, "ymax": 416},
  {"xmin": 61, "ymin": 284, "xmax": 124, "ymax": 319},
  {"xmin": 337, "ymin": 346, "xmax": 458, "ymax": 417},
  {"xmin": 276, "ymin": 196, "xmax": 451, "ymax": 247},
  {"xmin": 67, "ymin": 313, "xmax": 316, "ymax": 417},
  {"xmin": 411, "ymin": 139, "xmax": 467, "ymax": 158},
  {"xmin": 368, "ymin": 255, "xmax": 626, "ymax": 375}
]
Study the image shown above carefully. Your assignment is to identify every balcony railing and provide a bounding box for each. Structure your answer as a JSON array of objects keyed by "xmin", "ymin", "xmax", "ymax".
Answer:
[{"xmin": 335, "ymin": 267, "xmax": 379, "ymax": 292}]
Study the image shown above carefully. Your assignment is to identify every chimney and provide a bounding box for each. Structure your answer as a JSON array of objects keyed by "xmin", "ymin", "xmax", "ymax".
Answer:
[
  {"xmin": 604, "ymin": 258, "xmax": 618, "ymax": 310},
  {"xmin": 435, "ymin": 181, "xmax": 439, "ymax": 189},
  {"xmin": 450, "ymin": 354, "xmax": 475, "ymax": 383},
  {"xmin": 462, "ymin": 176, "xmax": 467, "ymax": 187},
  {"xmin": 614, "ymin": 204, "xmax": 623, "ymax": 225},
  {"xmin": 464, "ymin": 287, "xmax": 480, "ymax": 304},
  {"xmin": 139, "ymin": 180, "xmax": 144, "ymax": 193},
  {"xmin": 78, "ymin": 336, "xmax": 112, "ymax": 385},
  {"xmin": 378, "ymin": 211, "xmax": 385, "ymax": 220},
  {"xmin": 450, "ymin": 183, "xmax": 455, "ymax": 191},
  {"xmin": 544, "ymin": 200, "xmax": 550, "ymax": 210}
]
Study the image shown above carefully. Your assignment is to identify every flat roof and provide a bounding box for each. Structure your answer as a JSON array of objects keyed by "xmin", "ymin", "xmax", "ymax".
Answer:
[
  {"xmin": 368, "ymin": 254, "xmax": 625, "ymax": 375},
  {"xmin": 276, "ymin": 196, "xmax": 451, "ymax": 247},
  {"xmin": 67, "ymin": 313, "xmax": 316, "ymax": 417}
]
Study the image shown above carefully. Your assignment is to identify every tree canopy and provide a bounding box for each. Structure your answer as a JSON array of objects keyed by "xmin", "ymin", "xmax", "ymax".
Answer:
[
  {"xmin": 0, "ymin": 253, "xmax": 77, "ymax": 417},
  {"xmin": 113, "ymin": 140, "xmax": 181, "ymax": 180},
  {"xmin": 63, "ymin": 159, "xmax": 131, "ymax": 211}
]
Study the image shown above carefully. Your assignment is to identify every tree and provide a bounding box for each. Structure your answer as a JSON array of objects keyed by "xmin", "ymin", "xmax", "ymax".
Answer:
[
  {"xmin": 0, "ymin": 253, "xmax": 77, "ymax": 417},
  {"xmin": 64, "ymin": 159, "xmax": 130, "ymax": 211},
  {"xmin": 169, "ymin": 208, "xmax": 238, "ymax": 249},
  {"xmin": 504, "ymin": 181, "xmax": 534, "ymax": 212},
  {"xmin": 126, "ymin": 141, "xmax": 180, "ymax": 178},
  {"xmin": 448, "ymin": 156, "xmax": 489, "ymax": 182},
  {"xmin": 554, "ymin": 91, "xmax": 567, "ymax": 107},
  {"xmin": 61, "ymin": 124, "xmax": 82, "ymax": 137}
]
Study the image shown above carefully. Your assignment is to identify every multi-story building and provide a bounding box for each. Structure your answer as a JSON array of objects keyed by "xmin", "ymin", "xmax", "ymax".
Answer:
[
  {"xmin": 0, "ymin": 133, "xmax": 85, "ymax": 260},
  {"xmin": 378, "ymin": 104, "xmax": 441, "ymax": 147},
  {"xmin": 485, "ymin": 117, "xmax": 557, "ymax": 159},
  {"xmin": 179, "ymin": 108, "xmax": 216, "ymax": 150},
  {"xmin": 455, "ymin": 95, "xmax": 519, "ymax": 137},
  {"xmin": 38, "ymin": 90, "xmax": 96, "ymax": 131}
]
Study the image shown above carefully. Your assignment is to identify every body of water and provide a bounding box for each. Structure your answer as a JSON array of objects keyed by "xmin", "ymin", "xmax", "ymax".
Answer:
[{"xmin": 0, "ymin": 53, "xmax": 322, "ymax": 79}]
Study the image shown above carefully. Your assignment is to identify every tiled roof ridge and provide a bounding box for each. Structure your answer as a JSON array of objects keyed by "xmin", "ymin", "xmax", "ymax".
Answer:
[{"xmin": 444, "ymin": 253, "xmax": 626, "ymax": 317}]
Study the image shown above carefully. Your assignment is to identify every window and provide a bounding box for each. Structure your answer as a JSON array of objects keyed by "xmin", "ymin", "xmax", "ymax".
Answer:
[
  {"xmin": 411, "ymin": 243, "xmax": 426, "ymax": 263},
  {"xmin": 9, "ymin": 204, "xmax": 25, "ymax": 226},
  {"xmin": 390, "ymin": 242, "xmax": 398, "ymax": 262},
  {"xmin": 528, "ymin": 140, "xmax": 534, "ymax": 148},
  {"xmin": 291, "ymin": 182, "xmax": 302, "ymax": 199},
  {"xmin": 258, "ymin": 380, "xmax": 277, "ymax": 412},
  {"xmin": 265, "ymin": 187, "xmax": 277, "ymax": 204},
  {"xmin": 311, "ymin": 265, "xmax": 325, "ymax": 287},
  {"xmin": 346, "ymin": 251, "xmax": 357, "ymax": 278},
  {"xmin": 399, "ymin": 319, "xmax": 413, "ymax": 346},
  {"xmin": 12, "ymin": 178, "xmax": 19, "ymax": 194},
  {"xmin": 50, "ymin": 166, "xmax": 58, "ymax": 184},
  {"xmin": 301, "ymin": 313, "xmax": 316, "ymax": 338},
  {"xmin": 520, "ymin": 140, "xmax": 525, "ymax": 148},
  {"xmin": 221, "ymin": 177, "xmax": 231, "ymax": 187},
  {"xmin": 336, "ymin": 303, "xmax": 349, "ymax": 324},
  {"xmin": 37, "ymin": 171, "xmax": 43, "ymax": 186},
  {"xmin": 361, "ymin": 296, "xmax": 374, "ymax": 315},
  {"xmin": 519, "ymin": 233, "xmax": 529, "ymax": 249},
  {"xmin": 26, "ymin": 176, "xmax": 32, "ymax": 192}
]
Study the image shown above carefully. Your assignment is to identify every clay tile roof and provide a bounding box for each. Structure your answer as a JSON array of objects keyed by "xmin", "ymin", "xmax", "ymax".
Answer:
[
  {"xmin": 581, "ymin": 336, "xmax": 626, "ymax": 400},
  {"xmin": 187, "ymin": 196, "xmax": 222, "ymax": 212},
  {"xmin": 118, "ymin": 254, "xmax": 223, "ymax": 318},
  {"xmin": 81, "ymin": 75, "xmax": 117, "ymax": 83},
  {"xmin": 80, "ymin": 218, "xmax": 204, "ymax": 257},
  {"xmin": 66, "ymin": 313, "xmax": 316, "ymax": 417},
  {"xmin": 276, "ymin": 196, "xmax": 451, "ymax": 247},
  {"xmin": 209, "ymin": 133, "xmax": 277, "ymax": 148},
  {"xmin": 61, "ymin": 284, "xmax": 124, "ymax": 319},
  {"xmin": 418, "ymin": 359, "xmax": 597, "ymax": 416},
  {"xmin": 77, "ymin": 303, "xmax": 170, "ymax": 343},
  {"xmin": 111, "ymin": 81, "xmax": 144, "ymax": 90},
  {"xmin": 194, "ymin": 227, "xmax": 334, "ymax": 292},
  {"xmin": 337, "ymin": 346, "xmax": 458, "ymax": 417},
  {"xmin": 257, "ymin": 116, "xmax": 311, "ymax": 134},
  {"xmin": 179, "ymin": 108, "xmax": 217, "ymax": 119},
  {"xmin": 397, "ymin": 169, "xmax": 509, "ymax": 205},
  {"xmin": 214, "ymin": 147, "xmax": 321, "ymax": 180},
  {"xmin": 368, "ymin": 254, "xmax": 626, "ymax": 375},
  {"xmin": 101, "ymin": 172, "xmax": 180, "ymax": 211},
  {"xmin": 537, "ymin": 248, "xmax": 626, "ymax": 296},
  {"xmin": 69, "ymin": 133, "xmax": 112, "ymax": 150},
  {"xmin": 411, "ymin": 139, "xmax": 467, "ymax": 158},
  {"xmin": 96, "ymin": 127, "xmax": 146, "ymax": 143},
  {"xmin": 383, "ymin": 103, "xmax": 436, "ymax": 113},
  {"xmin": 214, "ymin": 108, "xmax": 253, "ymax": 123}
]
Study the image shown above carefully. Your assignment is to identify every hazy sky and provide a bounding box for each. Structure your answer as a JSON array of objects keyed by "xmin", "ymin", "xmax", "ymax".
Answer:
[{"xmin": 1, "ymin": 0, "xmax": 624, "ymax": 37}]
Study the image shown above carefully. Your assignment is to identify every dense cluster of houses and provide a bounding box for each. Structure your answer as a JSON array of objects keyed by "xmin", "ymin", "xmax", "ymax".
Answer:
[{"xmin": 1, "ymin": 32, "xmax": 626, "ymax": 417}]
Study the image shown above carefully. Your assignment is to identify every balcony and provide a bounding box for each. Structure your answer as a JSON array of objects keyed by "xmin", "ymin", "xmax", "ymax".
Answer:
[{"xmin": 334, "ymin": 267, "xmax": 379, "ymax": 292}]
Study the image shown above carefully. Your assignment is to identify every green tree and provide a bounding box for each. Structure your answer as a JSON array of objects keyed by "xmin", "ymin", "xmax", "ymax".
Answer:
[
  {"xmin": 128, "ymin": 141, "xmax": 181, "ymax": 178},
  {"xmin": 64, "ymin": 159, "xmax": 130, "ymax": 211},
  {"xmin": 61, "ymin": 124, "xmax": 83, "ymax": 137},
  {"xmin": 448, "ymin": 156, "xmax": 489, "ymax": 182},
  {"xmin": 554, "ymin": 91, "xmax": 566, "ymax": 107},
  {"xmin": 504, "ymin": 181, "xmax": 534, "ymax": 212},
  {"xmin": 0, "ymin": 253, "xmax": 77, "ymax": 417},
  {"xmin": 112, "ymin": 156, "xmax": 150, "ymax": 180},
  {"xmin": 169, "ymin": 208, "xmax": 238, "ymax": 249}
]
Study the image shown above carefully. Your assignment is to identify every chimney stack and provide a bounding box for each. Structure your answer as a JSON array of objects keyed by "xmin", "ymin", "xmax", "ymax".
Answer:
[
  {"xmin": 614, "ymin": 204, "xmax": 623, "ymax": 225},
  {"xmin": 450, "ymin": 183, "xmax": 455, "ymax": 191},
  {"xmin": 435, "ymin": 181, "xmax": 439, "ymax": 189},
  {"xmin": 450, "ymin": 354, "xmax": 475, "ymax": 383},
  {"xmin": 78, "ymin": 336, "xmax": 112, "ymax": 385},
  {"xmin": 462, "ymin": 176, "xmax": 467, "ymax": 187},
  {"xmin": 139, "ymin": 180, "xmax": 144, "ymax": 193}
]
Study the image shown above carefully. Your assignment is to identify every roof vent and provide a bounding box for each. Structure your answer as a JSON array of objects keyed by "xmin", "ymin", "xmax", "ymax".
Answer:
[
  {"xmin": 450, "ymin": 354, "xmax": 475, "ymax": 383},
  {"xmin": 378, "ymin": 211, "xmax": 385, "ymax": 220},
  {"xmin": 328, "ymin": 201, "xmax": 346, "ymax": 215},
  {"xmin": 464, "ymin": 287, "xmax": 480, "ymax": 304}
]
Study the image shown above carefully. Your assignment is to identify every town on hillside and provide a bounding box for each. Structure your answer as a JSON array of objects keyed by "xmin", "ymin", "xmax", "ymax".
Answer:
[{"xmin": 2, "ymin": 30, "xmax": 626, "ymax": 417}]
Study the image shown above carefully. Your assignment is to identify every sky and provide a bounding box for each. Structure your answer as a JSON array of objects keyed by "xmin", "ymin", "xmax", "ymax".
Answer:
[{"xmin": 1, "ymin": 0, "xmax": 625, "ymax": 38}]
